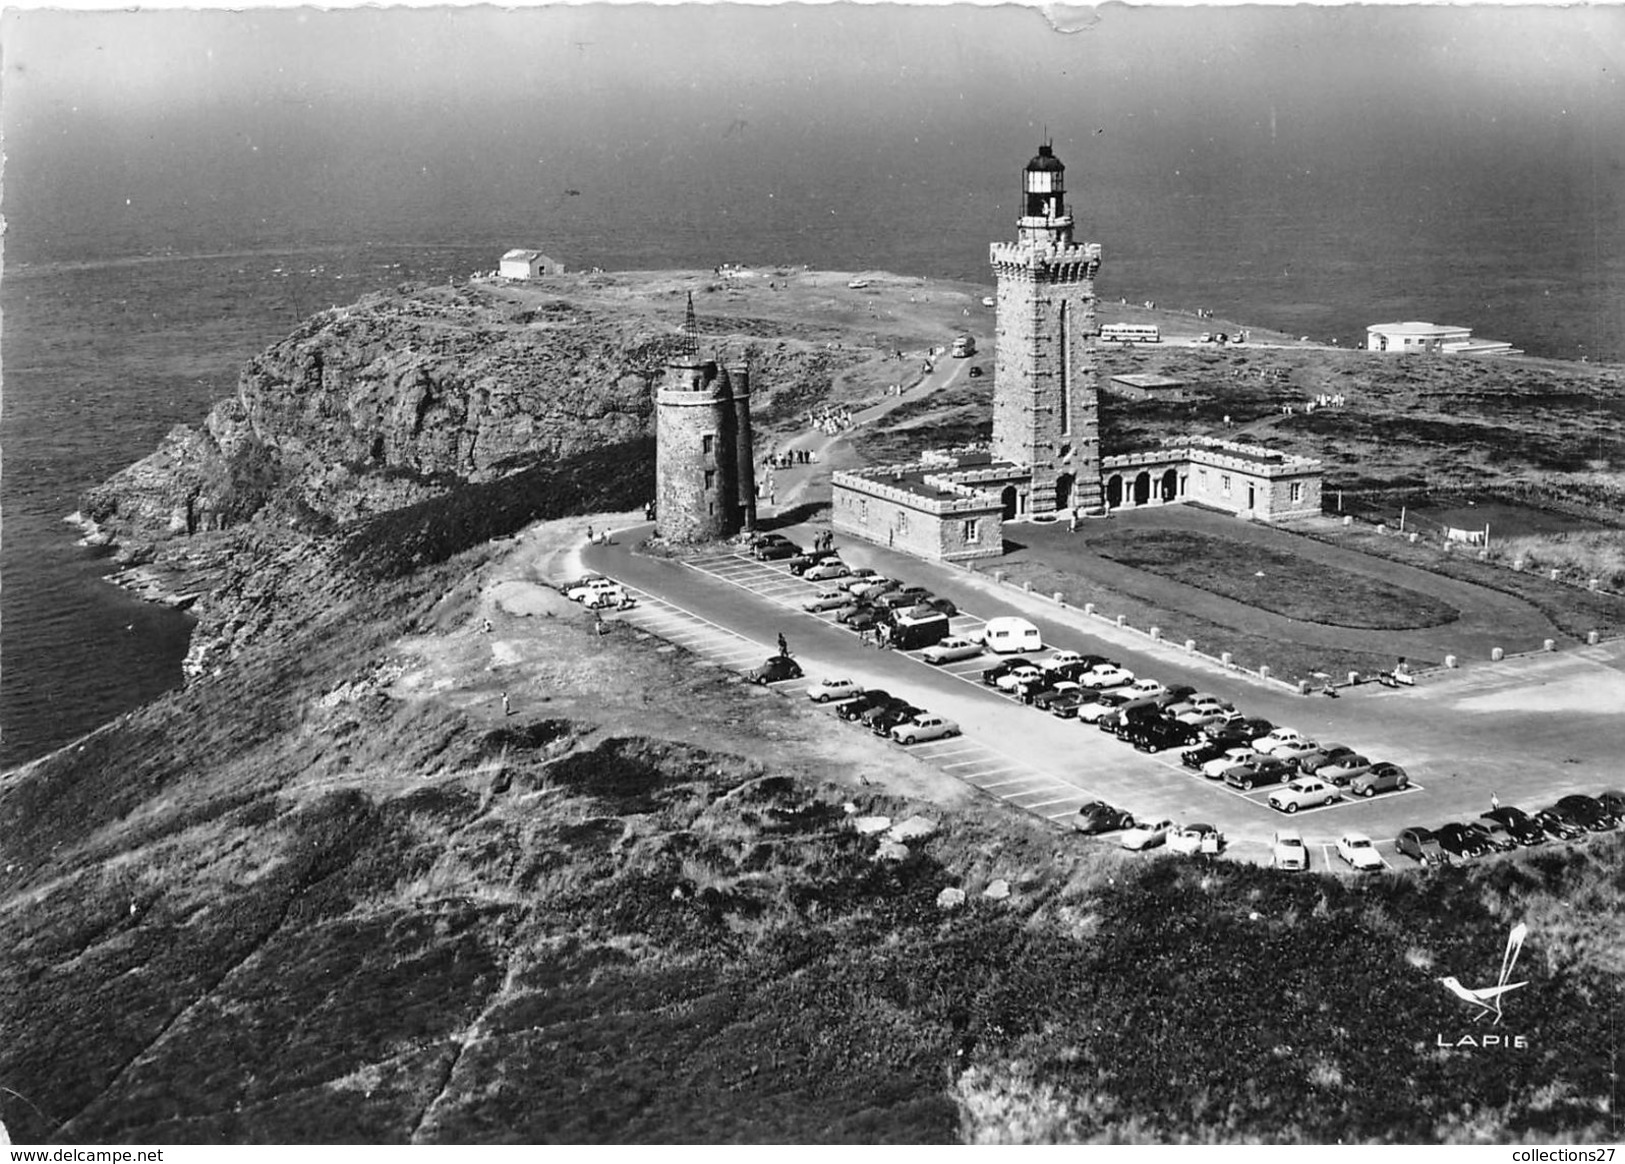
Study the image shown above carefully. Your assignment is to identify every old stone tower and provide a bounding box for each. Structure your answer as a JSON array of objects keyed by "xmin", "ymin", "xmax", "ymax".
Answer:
[
  {"xmin": 989, "ymin": 143, "xmax": 1104, "ymax": 516},
  {"xmin": 654, "ymin": 294, "xmax": 757, "ymax": 542}
]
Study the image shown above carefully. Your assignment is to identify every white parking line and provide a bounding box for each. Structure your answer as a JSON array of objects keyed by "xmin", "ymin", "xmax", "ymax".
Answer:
[
  {"xmin": 1023, "ymin": 792, "xmax": 1090, "ymax": 809},
  {"xmin": 981, "ymin": 773, "xmax": 1058, "ymax": 790}
]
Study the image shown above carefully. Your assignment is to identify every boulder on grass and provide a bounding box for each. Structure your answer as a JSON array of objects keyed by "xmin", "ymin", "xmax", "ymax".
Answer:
[
  {"xmin": 852, "ymin": 815, "xmax": 892, "ymax": 835},
  {"xmin": 875, "ymin": 841, "xmax": 910, "ymax": 862},
  {"xmin": 936, "ymin": 886, "xmax": 967, "ymax": 910},
  {"xmin": 887, "ymin": 815, "xmax": 938, "ymax": 843},
  {"xmin": 982, "ymin": 879, "xmax": 1011, "ymax": 901}
]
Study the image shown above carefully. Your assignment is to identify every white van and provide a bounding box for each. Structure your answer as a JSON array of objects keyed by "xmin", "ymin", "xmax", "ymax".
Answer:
[{"xmin": 981, "ymin": 616, "xmax": 1042, "ymax": 655}]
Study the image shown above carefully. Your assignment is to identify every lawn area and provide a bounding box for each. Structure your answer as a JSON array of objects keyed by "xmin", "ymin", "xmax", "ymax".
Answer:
[{"xmin": 1086, "ymin": 529, "xmax": 1462, "ymax": 631}]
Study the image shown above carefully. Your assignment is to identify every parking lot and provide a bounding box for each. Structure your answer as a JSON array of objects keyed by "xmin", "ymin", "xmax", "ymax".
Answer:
[{"xmin": 580, "ymin": 524, "xmax": 1625, "ymax": 872}]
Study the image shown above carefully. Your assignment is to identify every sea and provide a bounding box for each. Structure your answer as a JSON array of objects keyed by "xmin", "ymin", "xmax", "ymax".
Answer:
[{"xmin": 3, "ymin": 4, "xmax": 1622, "ymax": 767}]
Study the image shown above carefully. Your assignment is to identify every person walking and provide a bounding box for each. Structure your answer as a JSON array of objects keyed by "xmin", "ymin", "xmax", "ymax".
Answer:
[
  {"xmin": 1491, "ymin": 791, "xmax": 1501, "ymax": 811},
  {"xmin": 501, "ymin": 691, "xmax": 512, "ymax": 717},
  {"xmin": 777, "ymin": 632, "xmax": 790, "ymax": 658},
  {"xmin": 586, "ymin": 524, "xmax": 594, "ymax": 543}
]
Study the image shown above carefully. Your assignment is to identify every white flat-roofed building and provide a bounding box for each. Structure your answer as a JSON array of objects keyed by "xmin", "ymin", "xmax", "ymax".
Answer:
[
  {"xmin": 499, "ymin": 249, "xmax": 565, "ymax": 279},
  {"xmin": 1367, "ymin": 321, "xmax": 1519, "ymax": 356}
]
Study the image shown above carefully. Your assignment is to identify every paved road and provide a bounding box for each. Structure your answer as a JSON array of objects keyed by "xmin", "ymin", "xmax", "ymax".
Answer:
[{"xmin": 575, "ymin": 523, "xmax": 1625, "ymax": 872}]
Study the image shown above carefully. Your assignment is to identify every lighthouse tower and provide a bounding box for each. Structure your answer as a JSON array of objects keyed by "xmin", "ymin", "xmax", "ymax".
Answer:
[
  {"xmin": 654, "ymin": 294, "xmax": 756, "ymax": 542},
  {"xmin": 989, "ymin": 143, "xmax": 1104, "ymax": 516}
]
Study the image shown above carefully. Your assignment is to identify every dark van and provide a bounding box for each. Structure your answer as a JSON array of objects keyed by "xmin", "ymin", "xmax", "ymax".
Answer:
[{"xmin": 891, "ymin": 610, "xmax": 951, "ymax": 651}]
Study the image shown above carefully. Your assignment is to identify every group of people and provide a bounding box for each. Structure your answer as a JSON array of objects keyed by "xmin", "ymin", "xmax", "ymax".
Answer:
[
  {"xmin": 1281, "ymin": 394, "xmax": 1346, "ymax": 417},
  {"xmin": 807, "ymin": 405, "xmax": 852, "ymax": 435},
  {"xmin": 810, "ymin": 530, "xmax": 835, "ymax": 554},
  {"xmin": 768, "ymin": 449, "xmax": 814, "ymax": 469},
  {"xmin": 860, "ymin": 623, "xmax": 893, "ymax": 649}
]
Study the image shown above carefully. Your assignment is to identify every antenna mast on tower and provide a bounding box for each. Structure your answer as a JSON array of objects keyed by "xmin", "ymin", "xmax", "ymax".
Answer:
[{"xmin": 683, "ymin": 291, "xmax": 701, "ymax": 358}]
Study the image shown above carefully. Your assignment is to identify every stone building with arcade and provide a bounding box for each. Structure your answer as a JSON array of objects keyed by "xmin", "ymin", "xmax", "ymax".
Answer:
[{"xmin": 831, "ymin": 141, "xmax": 1321, "ymax": 562}]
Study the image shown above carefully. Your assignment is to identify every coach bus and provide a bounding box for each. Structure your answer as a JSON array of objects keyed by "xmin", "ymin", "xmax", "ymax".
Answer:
[
  {"xmin": 951, "ymin": 334, "xmax": 976, "ymax": 357},
  {"xmin": 1099, "ymin": 324, "xmax": 1161, "ymax": 344}
]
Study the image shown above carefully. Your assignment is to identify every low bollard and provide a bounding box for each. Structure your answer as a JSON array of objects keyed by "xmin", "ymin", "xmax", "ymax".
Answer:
[
  {"xmin": 1185, "ymin": 638, "xmax": 1196, "ymax": 653},
  {"xmin": 1549, "ymin": 568, "xmax": 1560, "ymax": 582},
  {"xmin": 1512, "ymin": 559, "xmax": 1525, "ymax": 571},
  {"xmin": 1478, "ymin": 550, "xmax": 1489, "ymax": 561},
  {"xmin": 994, "ymin": 570, "xmax": 1005, "ymax": 584},
  {"xmin": 1589, "ymin": 578, "xmax": 1600, "ymax": 592},
  {"xmin": 1544, "ymin": 638, "xmax": 1556, "ymax": 652},
  {"xmin": 1259, "ymin": 664, "xmax": 1271, "ymax": 681},
  {"xmin": 1347, "ymin": 670, "xmax": 1360, "ymax": 686},
  {"xmin": 1022, "ymin": 580, "xmax": 1032, "ymax": 592},
  {"xmin": 1491, "ymin": 647, "xmax": 1504, "ymax": 662},
  {"xmin": 1084, "ymin": 602, "xmax": 1096, "ymax": 616},
  {"xmin": 1149, "ymin": 626, "xmax": 1161, "ymax": 641},
  {"xmin": 1221, "ymin": 651, "xmax": 1234, "ymax": 668},
  {"xmin": 1343, "ymin": 515, "xmax": 1353, "ymax": 526},
  {"xmin": 1588, "ymin": 630, "xmax": 1601, "ymax": 645},
  {"xmin": 1298, "ymin": 679, "xmax": 1311, "ymax": 694},
  {"xmin": 1377, "ymin": 524, "xmax": 1388, "ymax": 535},
  {"xmin": 1408, "ymin": 532, "xmax": 1419, "ymax": 543},
  {"xmin": 1115, "ymin": 614, "xmax": 1127, "ymax": 628},
  {"xmin": 1053, "ymin": 591, "xmax": 1065, "ymax": 605},
  {"xmin": 1445, "ymin": 654, "xmax": 1458, "ymax": 668}
]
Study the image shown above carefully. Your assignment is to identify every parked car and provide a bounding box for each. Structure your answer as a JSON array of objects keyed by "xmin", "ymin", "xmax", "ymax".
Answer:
[
  {"xmin": 893, "ymin": 714, "xmax": 960, "ymax": 745},
  {"xmin": 1318, "ymin": 754, "xmax": 1375, "ymax": 786},
  {"xmin": 1075, "ymin": 801, "xmax": 1136, "ymax": 834},
  {"xmin": 756, "ymin": 541, "xmax": 800, "ymax": 561},
  {"xmin": 1271, "ymin": 829, "xmax": 1309, "ymax": 871},
  {"xmin": 995, "ymin": 665, "xmax": 1046, "ymax": 694},
  {"xmin": 851, "ymin": 577, "xmax": 900, "ymax": 599},
  {"xmin": 1040, "ymin": 650, "xmax": 1088, "ymax": 673},
  {"xmin": 1201, "ymin": 746, "xmax": 1259, "ymax": 779},
  {"xmin": 1169, "ymin": 694, "xmax": 1231, "ymax": 720},
  {"xmin": 1078, "ymin": 691, "xmax": 1135, "ymax": 724},
  {"xmin": 1031, "ymin": 681, "xmax": 1084, "ymax": 711},
  {"xmin": 1183, "ymin": 740, "xmax": 1241, "ymax": 771},
  {"xmin": 1596, "ymin": 790, "xmax": 1625, "ymax": 820},
  {"xmin": 911, "ymin": 596, "xmax": 959, "ymax": 618},
  {"xmin": 1047, "ymin": 689, "xmax": 1098, "ymax": 719},
  {"xmin": 836, "ymin": 690, "xmax": 892, "ymax": 721},
  {"xmin": 1205, "ymin": 716, "xmax": 1273, "ymax": 744},
  {"xmin": 1122, "ymin": 678, "xmax": 1168, "ymax": 700},
  {"xmin": 803, "ymin": 560, "xmax": 851, "ymax": 582},
  {"xmin": 566, "ymin": 577, "xmax": 620, "ymax": 602},
  {"xmin": 1167, "ymin": 823, "xmax": 1224, "ymax": 855},
  {"xmin": 1435, "ymin": 822, "xmax": 1490, "ymax": 861},
  {"xmin": 921, "ymin": 636, "xmax": 983, "ymax": 664},
  {"xmin": 982, "ymin": 657, "xmax": 1037, "ymax": 686},
  {"xmin": 785, "ymin": 552, "xmax": 826, "ymax": 573},
  {"xmin": 1253, "ymin": 727, "xmax": 1311, "ymax": 755},
  {"xmin": 860, "ymin": 697, "xmax": 916, "ymax": 730},
  {"xmin": 1336, "ymin": 832, "xmax": 1384, "ymax": 871},
  {"xmin": 1128, "ymin": 718, "xmax": 1199, "ymax": 753},
  {"xmin": 747, "ymin": 655, "xmax": 803, "ymax": 685},
  {"xmin": 875, "ymin": 590, "xmax": 925, "ymax": 611},
  {"xmin": 1462, "ymin": 821, "xmax": 1518, "ymax": 853},
  {"xmin": 807, "ymin": 677, "xmax": 863, "ymax": 703},
  {"xmin": 1553, "ymin": 794, "xmax": 1618, "ymax": 831},
  {"xmin": 835, "ymin": 599, "xmax": 875, "ymax": 622},
  {"xmin": 1348, "ymin": 762, "xmax": 1409, "ymax": 797},
  {"xmin": 836, "ymin": 568, "xmax": 879, "ymax": 591},
  {"xmin": 1153, "ymin": 685, "xmax": 1199, "ymax": 708},
  {"xmin": 1223, "ymin": 755, "xmax": 1295, "ymax": 791},
  {"xmin": 1120, "ymin": 818, "xmax": 1176, "ymax": 851},
  {"xmin": 802, "ymin": 589, "xmax": 850, "ymax": 613},
  {"xmin": 1533, "ymin": 808, "xmax": 1587, "ymax": 841},
  {"xmin": 1099, "ymin": 696, "xmax": 1163, "ymax": 734},
  {"xmin": 870, "ymin": 703, "xmax": 926, "ymax": 737},
  {"xmin": 1268, "ymin": 777, "xmax": 1339, "ymax": 813},
  {"xmin": 1396, "ymin": 826, "xmax": 1450, "ymax": 867},
  {"xmin": 1270, "ymin": 738, "xmax": 1325, "ymax": 765},
  {"xmin": 1080, "ymin": 663, "xmax": 1135, "ymax": 689},
  {"xmin": 1480, "ymin": 806, "xmax": 1547, "ymax": 846},
  {"xmin": 581, "ymin": 587, "xmax": 627, "ymax": 609},
  {"xmin": 842, "ymin": 607, "xmax": 886, "ymax": 633},
  {"xmin": 1296, "ymin": 744, "xmax": 1355, "ymax": 775}
]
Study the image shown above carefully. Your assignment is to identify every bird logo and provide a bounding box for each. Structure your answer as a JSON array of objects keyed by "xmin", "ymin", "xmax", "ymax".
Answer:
[{"xmin": 1438, "ymin": 923, "xmax": 1528, "ymax": 1024}]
